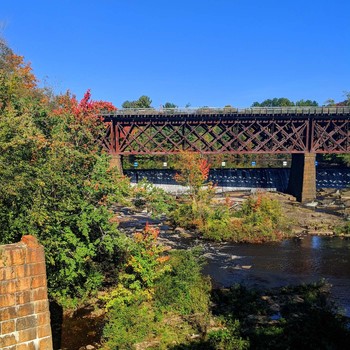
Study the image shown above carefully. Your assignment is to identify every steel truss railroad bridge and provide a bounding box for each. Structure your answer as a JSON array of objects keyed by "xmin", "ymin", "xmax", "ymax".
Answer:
[{"xmin": 101, "ymin": 107, "xmax": 350, "ymax": 202}]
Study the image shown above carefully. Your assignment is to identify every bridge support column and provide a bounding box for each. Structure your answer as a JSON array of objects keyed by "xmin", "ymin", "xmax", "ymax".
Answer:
[
  {"xmin": 287, "ymin": 153, "xmax": 316, "ymax": 203},
  {"xmin": 109, "ymin": 154, "xmax": 123, "ymax": 175}
]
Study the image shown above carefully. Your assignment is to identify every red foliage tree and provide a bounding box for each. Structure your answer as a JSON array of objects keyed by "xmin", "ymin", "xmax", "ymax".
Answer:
[{"xmin": 52, "ymin": 89, "xmax": 117, "ymax": 149}]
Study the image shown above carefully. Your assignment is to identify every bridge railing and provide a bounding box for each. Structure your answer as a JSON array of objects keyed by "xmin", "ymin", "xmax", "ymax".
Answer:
[{"xmin": 100, "ymin": 106, "xmax": 350, "ymax": 117}]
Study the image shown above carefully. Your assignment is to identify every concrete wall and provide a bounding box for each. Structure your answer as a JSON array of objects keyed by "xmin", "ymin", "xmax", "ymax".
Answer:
[{"xmin": 0, "ymin": 235, "xmax": 53, "ymax": 350}]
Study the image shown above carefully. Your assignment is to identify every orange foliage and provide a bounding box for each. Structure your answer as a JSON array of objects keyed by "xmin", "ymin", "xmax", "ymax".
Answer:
[
  {"xmin": 174, "ymin": 152, "xmax": 211, "ymax": 190},
  {"xmin": 156, "ymin": 256, "xmax": 170, "ymax": 263},
  {"xmin": 134, "ymin": 223, "xmax": 160, "ymax": 243},
  {"xmin": 52, "ymin": 90, "xmax": 117, "ymax": 146},
  {"xmin": 5, "ymin": 53, "xmax": 37, "ymax": 89},
  {"xmin": 198, "ymin": 158, "xmax": 210, "ymax": 180},
  {"xmin": 253, "ymin": 194, "xmax": 262, "ymax": 211}
]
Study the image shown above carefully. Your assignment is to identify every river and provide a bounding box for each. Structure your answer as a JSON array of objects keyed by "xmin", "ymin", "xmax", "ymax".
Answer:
[
  {"xmin": 159, "ymin": 232, "xmax": 350, "ymax": 317},
  {"xmin": 115, "ymin": 202, "xmax": 350, "ymax": 318}
]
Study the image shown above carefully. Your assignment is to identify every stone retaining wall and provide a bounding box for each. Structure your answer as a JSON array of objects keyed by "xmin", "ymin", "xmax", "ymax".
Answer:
[{"xmin": 0, "ymin": 235, "xmax": 53, "ymax": 350}]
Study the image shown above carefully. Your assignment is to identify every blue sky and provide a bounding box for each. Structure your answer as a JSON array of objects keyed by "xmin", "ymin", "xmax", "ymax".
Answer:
[{"xmin": 1, "ymin": 0, "xmax": 349, "ymax": 107}]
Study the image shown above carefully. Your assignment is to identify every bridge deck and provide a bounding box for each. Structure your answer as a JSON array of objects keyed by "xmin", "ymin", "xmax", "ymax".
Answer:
[{"xmin": 102, "ymin": 106, "xmax": 350, "ymax": 120}]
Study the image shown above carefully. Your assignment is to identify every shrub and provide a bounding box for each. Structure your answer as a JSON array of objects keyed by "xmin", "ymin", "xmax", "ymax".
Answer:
[
  {"xmin": 334, "ymin": 221, "xmax": 350, "ymax": 236},
  {"xmin": 102, "ymin": 301, "xmax": 158, "ymax": 350},
  {"xmin": 102, "ymin": 230, "xmax": 212, "ymax": 349},
  {"xmin": 207, "ymin": 322, "xmax": 249, "ymax": 350},
  {"xmin": 132, "ymin": 179, "xmax": 175, "ymax": 217},
  {"xmin": 199, "ymin": 194, "xmax": 288, "ymax": 243},
  {"xmin": 171, "ymin": 154, "xmax": 289, "ymax": 243},
  {"xmin": 155, "ymin": 249, "xmax": 211, "ymax": 317}
]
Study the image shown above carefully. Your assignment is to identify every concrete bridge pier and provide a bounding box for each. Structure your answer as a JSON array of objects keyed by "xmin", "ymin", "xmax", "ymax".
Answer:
[
  {"xmin": 287, "ymin": 152, "xmax": 316, "ymax": 202},
  {"xmin": 109, "ymin": 154, "xmax": 123, "ymax": 175}
]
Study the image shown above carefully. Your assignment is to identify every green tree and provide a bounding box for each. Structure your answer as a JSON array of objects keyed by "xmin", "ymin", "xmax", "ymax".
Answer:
[
  {"xmin": 0, "ymin": 41, "xmax": 129, "ymax": 306},
  {"xmin": 325, "ymin": 98, "xmax": 336, "ymax": 106},
  {"xmin": 122, "ymin": 95, "xmax": 152, "ymax": 108},
  {"xmin": 295, "ymin": 99, "xmax": 319, "ymax": 106},
  {"xmin": 343, "ymin": 91, "xmax": 350, "ymax": 106},
  {"xmin": 163, "ymin": 102, "xmax": 177, "ymax": 108},
  {"xmin": 324, "ymin": 92, "xmax": 350, "ymax": 106},
  {"xmin": 252, "ymin": 98, "xmax": 294, "ymax": 107}
]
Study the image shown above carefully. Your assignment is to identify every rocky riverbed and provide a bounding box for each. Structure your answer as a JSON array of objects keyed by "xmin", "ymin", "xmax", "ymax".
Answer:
[{"xmin": 115, "ymin": 188, "xmax": 350, "ymax": 239}]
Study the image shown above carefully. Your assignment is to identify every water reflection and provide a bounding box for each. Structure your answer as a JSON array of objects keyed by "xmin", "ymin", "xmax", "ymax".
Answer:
[{"xmin": 311, "ymin": 236, "xmax": 321, "ymax": 249}]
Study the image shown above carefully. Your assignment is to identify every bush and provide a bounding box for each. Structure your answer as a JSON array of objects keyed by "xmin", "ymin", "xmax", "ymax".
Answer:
[
  {"xmin": 334, "ymin": 221, "xmax": 350, "ymax": 236},
  {"xmin": 132, "ymin": 179, "xmax": 175, "ymax": 217},
  {"xmin": 102, "ymin": 230, "xmax": 212, "ymax": 349},
  {"xmin": 155, "ymin": 249, "xmax": 211, "ymax": 317},
  {"xmin": 207, "ymin": 322, "xmax": 249, "ymax": 350},
  {"xmin": 182, "ymin": 194, "xmax": 289, "ymax": 243},
  {"xmin": 102, "ymin": 301, "xmax": 158, "ymax": 350},
  {"xmin": 171, "ymin": 155, "xmax": 289, "ymax": 243}
]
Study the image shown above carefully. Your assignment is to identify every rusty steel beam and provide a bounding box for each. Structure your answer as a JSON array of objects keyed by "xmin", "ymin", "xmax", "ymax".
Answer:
[
  {"xmin": 101, "ymin": 108, "xmax": 350, "ymax": 155},
  {"xmin": 311, "ymin": 118, "xmax": 350, "ymax": 153}
]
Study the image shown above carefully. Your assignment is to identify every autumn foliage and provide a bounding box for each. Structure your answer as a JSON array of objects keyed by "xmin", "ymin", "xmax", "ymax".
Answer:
[
  {"xmin": 51, "ymin": 89, "xmax": 117, "ymax": 150},
  {"xmin": 174, "ymin": 152, "xmax": 211, "ymax": 198},
  {"xmin": 0, "ymin": 39, "xmax": 126, "ymax": 306},
  {"xmin": 54, "ymin": 89, "xmax": 116, "ymax": 120}
]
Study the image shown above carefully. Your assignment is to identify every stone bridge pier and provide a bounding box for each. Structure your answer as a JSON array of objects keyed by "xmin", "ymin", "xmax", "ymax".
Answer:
[{"xmin": 288, "ymin": 153, "xmax": 316, "ymax": 202}]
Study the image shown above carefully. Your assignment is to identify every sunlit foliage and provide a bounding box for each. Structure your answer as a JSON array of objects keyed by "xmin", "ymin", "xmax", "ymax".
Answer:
[
  {"xmin": 102, "ymin": 226, "xmax": 211, "ymax": 349},
  {"xmin": 0, "ymin": 40, "xmax": 128, "ymax": 306}
]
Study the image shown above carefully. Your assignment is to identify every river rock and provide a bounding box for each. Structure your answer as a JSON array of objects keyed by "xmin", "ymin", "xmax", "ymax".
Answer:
[
  {"xmin": 292, "ymin": 295, "xmax": 304, "ymax": 303},
  {"xmin": 321, "ymin": 198, "xmax": 335, "ymax": 206},
  {"xmin": 242, "ymin": 265, "xmax": 252, "ymax": 269},
  {"xmin": 270, "ymin": 303, "xmax": 280, "ymax": 313},
  {"xmin": 305, "ymin": 201, "xmax": 318, "ymax": 208},
  {"xmin": 174, "ymin": 226, "xmax": 186, "ymax": 234}
]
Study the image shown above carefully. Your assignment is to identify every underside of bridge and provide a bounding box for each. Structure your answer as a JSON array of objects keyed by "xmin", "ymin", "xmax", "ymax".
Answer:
[{"xmin": 101, "ymin": 107, "xmax": 350, "ymax": 202}]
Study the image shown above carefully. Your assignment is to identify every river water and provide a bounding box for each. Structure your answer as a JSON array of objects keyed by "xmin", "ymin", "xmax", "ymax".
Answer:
[{"xmin": 159, "ymin": 232, "xmax": 350, "ymax": 317}]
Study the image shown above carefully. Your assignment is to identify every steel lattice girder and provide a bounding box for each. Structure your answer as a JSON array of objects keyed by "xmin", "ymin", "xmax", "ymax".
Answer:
[
  {"xmin": 311, "ymin": 118, "xmax": 350, "ymax": 153},
  {"xmin": 103, "ymin": 118, "xmax": 311, "ymax": 155}
]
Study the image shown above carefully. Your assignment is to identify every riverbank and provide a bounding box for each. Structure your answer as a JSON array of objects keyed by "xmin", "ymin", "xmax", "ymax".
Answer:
[
  {"xmin": 58, "ymin": 189, "xmax": 350, "ymax": 349},
  {"xmin": 251, "ymin": 189, "xmax": 349, "ymax": 237},
  {"xmin": 60, "ymin": 274, "xmax": 350, "ymax": 350},
  {"xmin": 59, "ymin": 277, "xmax": 350, "ymax": 349}
]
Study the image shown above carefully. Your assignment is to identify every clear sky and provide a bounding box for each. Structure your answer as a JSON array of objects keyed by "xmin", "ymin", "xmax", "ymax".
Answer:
[{"xmin": 1, "ymin": 0, "xmax": 349, "ymax": 108}]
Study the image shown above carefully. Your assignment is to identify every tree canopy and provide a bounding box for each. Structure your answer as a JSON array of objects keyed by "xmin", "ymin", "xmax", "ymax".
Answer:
[
  {"xmin": 163, "ymin": 102, "xmax": 177, "ymax": 108},
  {"xmin": 252, "ymin": 97, "xmax": 318, "ymax": 107},
  {"xmin": 0, "ymin": 39, "xmax": 129, "ymax": 306},
  {"xmin": 122, "ymin": 95, "xmax": 152, "ymax": 108}
]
